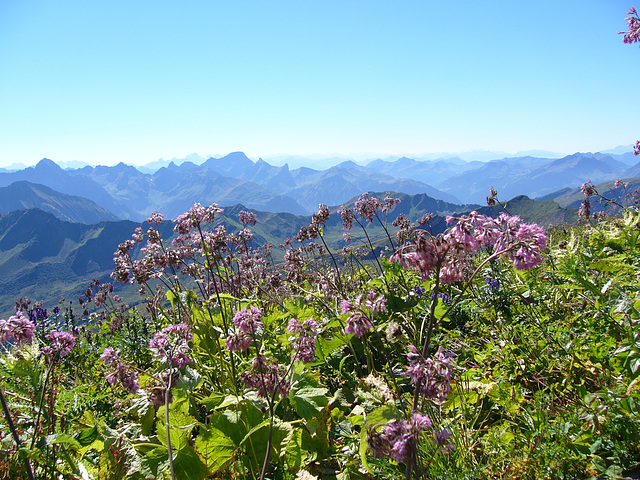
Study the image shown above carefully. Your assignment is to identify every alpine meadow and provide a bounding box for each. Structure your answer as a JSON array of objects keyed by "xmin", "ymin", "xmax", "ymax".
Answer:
[{"xmin": 1, "ymin": 4, "xmax": 640, "ymax": 480}]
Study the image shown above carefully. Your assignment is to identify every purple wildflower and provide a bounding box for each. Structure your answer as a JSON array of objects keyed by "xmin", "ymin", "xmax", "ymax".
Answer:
[
  {"xmin": 403, "ymin": 346, "xmax": 455, "ymax": 404},
  {"xmin": 147, "ymin": 212, "xmax": 165, "ymax": 224},
  {"xmin": 42, "ymin": 331, "xmax": 76, "ymax": 361},
  {"xmin": 354, "ymin": 192, "xmax": 382, "ymax": 223},
  {"xmin": 0, "ymin": 311, "xmax": 35, "ymax": 345},
  {"xmin": 338, "ymin": 206, "xmax": 355, "ymax": 230},
  {"xmin": 149, "ymin": 323, "xmax": 194, "ymax": 368},
  {"xmin": 239, "ymin": 354, "xmax": 290, "ymax": 399},
  {"xmin": 341, "ymin": 291, "xmax": 386, "ymax": 338},
  {"xmin": 238, "ymin": 210, "xmax": 257, "ymax": 226},
  {"xmin": 288, "ymin": 317, "xmax": 320, "ymax": 364},
  {"xmin": 174, "ymin": 202, "xmax": 223, "ymax": 234},
  {"xmin": 101, "ymin": 347, "xmax": 140, "ymax": 394},
  {"xmin": 226, "ymin": 331, "xmax": 252, "ymax": 351},
  {"xmin": 620, "ymin": 7, "xmax": 640, "ymax": 45},
  {"xmin": 581, "ymin": 180, "xmax": 596, "ymax": 197},
  {"xmin": 367, "ymin": 412, "xmax": 432, "ymax": 463},
  {"xmin": 232, "ymin": 306, "xmax": 263, "ymax": 334}
]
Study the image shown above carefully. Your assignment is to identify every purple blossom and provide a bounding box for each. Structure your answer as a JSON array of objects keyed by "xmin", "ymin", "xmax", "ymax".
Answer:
[
  {"xmin": 239, "ymin": 354, "xmax": 290, "ymax": 399},
  {"xmin": 354, "ymin": 192, "xmax": 382, "ymax": 223},
  {"xmin": 149, "ymin": 323, "xmax": 194, "ymax": 368},
  {"xmin": 174, "ymin": 202, "xmax": 223, "ymax": 234},
  {"xmin": 288, "ymin": 317, "xmax": 320, "ymax": 363},
  {"xmin": 341, "ymin": 291, "xmax": 386, "ymax": 338},
  {"xmin": 621, "ymin": 7, "xmax": 640, "ymax": 45},
  {"xmin": 147, "ymin": 212, "xmax": 165, "ymax": 224},
  {"xmin": 382, "ymin": 192, "xmax": 401, "ymax": 214},
  {"xmin": 42, "ymin": 331, "xmax": 76, "ymax": 361},
  {"xmin": 100, "ymin": 347, "xmax": 140, "ymax": 394},
  {"xmin": 238, "ymin": 210, "xmax": 257, "ymax": 226},
  {"xmin": 311, "ymin": 204, "xmax": 330, "ymax": 227},
  {"xmin": 226, "ymin": 331, "xmax": 252, "ymax": 351},
  {"xmin": 578, "ymin": 198, "xmax": 591, "ymax": 221},
  {"xmin": 581, "ymin": 180, "xmax": 596, "ymax": 197},
  {"xmin": 0, "ymin": 311, "xmax": 35, "ymax": 345},
  {"xmin": 232, "ymin": 306, "xmax": 263, "ymax": 334},
  {"xmin": 367, "ymin": 412, "xmax": 432, "ymax": 463},
  {"xmin": 338, "ymin": 206, "xmax": 355, "ymax": 230},
  {"xmin": 392, "ymin": 212, "xmax": 547, "ymax": 282},
  {"xmin": 403, "ymin": 346, "xmax": 455, "ymax": 404}
]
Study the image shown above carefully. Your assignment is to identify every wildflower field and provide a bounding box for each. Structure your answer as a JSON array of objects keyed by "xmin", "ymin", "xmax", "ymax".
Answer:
[{"xmin": 1, "ymin": 189, "xmax": 640, "ymax": 480}]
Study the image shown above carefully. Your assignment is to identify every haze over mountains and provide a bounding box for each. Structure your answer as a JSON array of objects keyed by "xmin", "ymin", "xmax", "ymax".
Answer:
[{"xmin": 0, "ymin": 147, "xmax": 638, "ymax": 221}]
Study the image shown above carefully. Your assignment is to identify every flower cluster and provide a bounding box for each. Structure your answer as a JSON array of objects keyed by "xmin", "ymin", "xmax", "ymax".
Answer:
[
  {"xmin": 174, "ymin": 202, "xmax": 224, "ymax": 234},
  {"xmin": 100, "ymin": 347, "xmax": 140, "ymax": 394},
  {"xmin": 149, "ymin": 323, "xmax": 194, "ymax": 368},
  {"xmin": 404, "ymin": 346, "xmax": 455, "ymax": 404},
  {"xmin": 41, "ymin": 331, "xmax": 76, "ymax": 362},
  {"xmin": 338, "ymin": 206, "xmax": 356, "ymax": 230},
  {"xmin": 620, "ymin": 7, "xmax": 640, "ymax": 45},
  {"xmin": 341, "ymin": 290, "xmax": 386, "ymax": 338},
  {"xmin": 238, "ymin": 210, "xmax": 257, "ymax": 226},
  {"xmin": 147, "ymin": 371, "xmax": 179, "ymax": 407},
  {"xmin": 239, "ymin": 354, "xmax": 290, "ymax": 399},
  {"xmin": 287, "ymin": 317, "xmax": 320, "ymax": 364},
  {"xmin": 226, "ymin": 307, "xmax": 263, "ymax": 351},
  {"xmin": 391, "ymin": 212, "xmax": 547, "ymax": 283},
  {"xmin": 367, "ymin": 413, "xmax": 432, "ymax": 463},
  {"xmin": 0, "ymin": 311, "xmax": 35, "ymax": 345},
  {"xmin": 354, "ymin": 192, "xmax": 382, "ymax": 223},
  {"xmin": 382, "ymin": 192, "xmax": 401, "ymax": 214}
]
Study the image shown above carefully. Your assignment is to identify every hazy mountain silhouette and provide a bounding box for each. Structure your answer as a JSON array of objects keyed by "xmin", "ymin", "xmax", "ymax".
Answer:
[{"xmin": 0, "ymin": 181, "xmax": 120, "ymax": 223}]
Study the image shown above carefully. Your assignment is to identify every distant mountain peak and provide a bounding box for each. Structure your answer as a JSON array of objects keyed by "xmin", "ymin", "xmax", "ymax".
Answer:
[{"xmin": 35, "ymin": 158, "xmax": 61, "ymax": 170}]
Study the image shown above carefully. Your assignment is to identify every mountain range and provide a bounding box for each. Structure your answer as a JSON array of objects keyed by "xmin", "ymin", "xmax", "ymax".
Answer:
[{"xmin": 4, "ymin": 149, "xmax": 637, "ymax": 221}]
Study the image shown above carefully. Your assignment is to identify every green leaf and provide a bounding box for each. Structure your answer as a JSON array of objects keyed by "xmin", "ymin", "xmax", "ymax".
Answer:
[
  {"xmin": 194, "ymin": 427, "xmax": 235, "ymax": 474},
  {"xmin": 157, "ymin": 409, "xmax": 197, "ymax": 451},
  {"xmin": 284, "ymin": 427, "xmax": 306, "ymax": 472},
  {"xmin": 290, "ymin": 387, "xmax": 329, "ymax": 420},
  {"xmin": 45, "ymin": 433, "xmax": 81, "ymax": 449},
  {"xmin": 75, "ymin": 425, "xmax": 99, "ymax": 447},
  {"xmin": 171, "ymin": 446, "xmax": 208, "ymax": 480}
]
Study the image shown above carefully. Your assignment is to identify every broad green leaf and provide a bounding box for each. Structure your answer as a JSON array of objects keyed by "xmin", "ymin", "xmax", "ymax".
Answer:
[
  {"xmin": 290, "ymin": 387, "xmax": 329, "ymax": 420},
  {"xmin": 285, "ymin": 427, "xmax": 306, "ymax": 472},
  {"xmin": 173, "ymin": 445, "xmax": 208, "ymax": 480},
  {"xmin": 194, "ymin": 427, "xmax": 235, "ymax": 473},
  {"xmin": 157, "ymin": 409, "xmax": 197, "ymax": 451}
]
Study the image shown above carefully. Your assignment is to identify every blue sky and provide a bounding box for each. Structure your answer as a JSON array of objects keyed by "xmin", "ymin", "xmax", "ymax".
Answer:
[{"xmin": 0, "ymin": 0, "xmax": 638, "ymax": 167}]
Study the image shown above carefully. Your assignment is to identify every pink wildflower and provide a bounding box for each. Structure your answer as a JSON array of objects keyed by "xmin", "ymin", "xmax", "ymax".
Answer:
[
  {"xmin": 367, "ymin": 412, "xmax": 432, "ymax": 463},
  {"xmin": 239, "ymin": 354, "xmax": 290, "ymax": 399},
  {"xmin": 0, "ymin": 311, "xmax": 35, "ymax": 345},
  {"xmin": 149, "ymin": 323, "xmax": 194, "ymax": 368},
  {"xmin": 232, "ymin": 306, "xmax": 263, "ymax": 334},
  {"xmin": 342, "ymin": 291, "xmax": 386, "ymax": 338},
  {"xmin": 620, "ymin": 7, "xmax": 640, "ymax": 45},
  {"xmin": 288, "ymin": 317, "xmax": 320, "ymax": 363},
  {"xmin": 42, "ymin": 331, "xmax": 76, "ymax": 361},
  {"xmin": 238, "ymin": 210, "xmax": 257, "ymax": 226},
  {"xmin": 100, "ymin": 347, "xmax": 140, "ymax": 394}
]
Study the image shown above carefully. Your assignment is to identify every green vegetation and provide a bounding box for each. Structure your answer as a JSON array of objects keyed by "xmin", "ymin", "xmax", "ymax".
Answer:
[{"xmin": 0, "ymin": 194, "xmax": 638, "ymax": 480}]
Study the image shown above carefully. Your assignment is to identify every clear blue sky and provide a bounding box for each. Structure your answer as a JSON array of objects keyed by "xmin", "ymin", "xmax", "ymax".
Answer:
[{"xmin": 0, "ymin": 0, "xmax": 638, "ymax": 167}]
